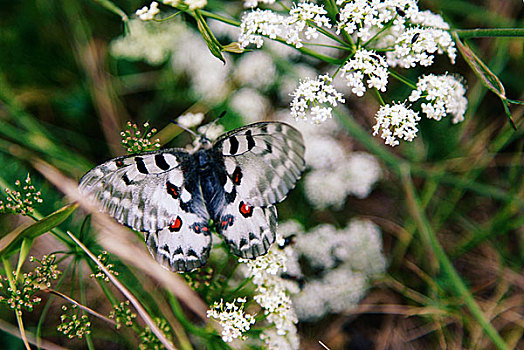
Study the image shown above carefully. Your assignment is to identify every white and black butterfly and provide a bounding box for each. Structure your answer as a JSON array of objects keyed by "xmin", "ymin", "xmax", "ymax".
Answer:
[{"xmin": 79, "ymin": 122, "xmax": 305, "ymax": 272}]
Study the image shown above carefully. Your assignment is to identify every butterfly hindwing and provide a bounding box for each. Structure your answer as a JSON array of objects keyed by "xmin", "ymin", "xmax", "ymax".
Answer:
[
  {"xmin": 215, "ymin": 122, "xmax": 306, "ymax": 207},
  {"xmin": 215, "ymin": 196, "xmax": 277, "ymax": 259},
  {"xmin": 145, "ymin": 212, "xmax": 212, "ymax": 272}
]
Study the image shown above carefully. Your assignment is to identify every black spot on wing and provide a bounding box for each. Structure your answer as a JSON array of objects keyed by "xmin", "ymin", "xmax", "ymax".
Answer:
[
  {"xmin": 122, "ymin": 174, "xmax": 131, "ymax": 185},
  {"xmin": 155, "ymin": 153, "xmax": 170, "ymax": 170},
  {"xmin": 246, "ymin": 130, "xmax": 255, "ymax": 150},
  {"xmin": 229, "ymin": 136, "xmax": 239, "ymax": 154},
  {"xmin": 135, "ymin": 157, "xmax": 149, "ymax": 174}
]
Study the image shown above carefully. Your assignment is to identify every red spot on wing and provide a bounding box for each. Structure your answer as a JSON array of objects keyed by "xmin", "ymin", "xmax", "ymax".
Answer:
[
  {"xmin": 169, "ymin": 216, "xmax": 182, "ymax": 232},
  {"xmin": 232, "ymin": 167, "xmax": 243, "ymax": 185},
  {"xmin": 239, "ymin": 201, "xmax": 253, "ymax": 217},
  {"xmin": 166, "ymin": 182, "xmax": 180, "ymax": 199},
  {"xmin": 116, "ymin": 160, "xmax": 124, "ymax": 167}
]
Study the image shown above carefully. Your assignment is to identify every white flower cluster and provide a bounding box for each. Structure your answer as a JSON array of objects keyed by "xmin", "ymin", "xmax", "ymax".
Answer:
[
  {"xmin": 336, "ymin": 0, "xmax": 418, "ymax": 41},
  {"xmin": 410, "ymin": 9, "xmax": 451, "ymax": 30},
  {"xmin": 334, "ymin": 0, "xmax": 457, "ymax": 71},
  {"xmin": 176, "ymin": 112, "xmax": 204, "ymax": 128},
  {"xmin": 230, "ymin": 88, "xmax": 270, "ymax": 123},
  {"xmin": 185, "ymin": 0, "xmax": 207, "ymax": 10},
  {"xmin": 240, "ymin": 243, "xmax": 299, "ymax": 349},
  {"xmin": 196, "ymin": 123, "xmax": 225, "ymax": 141},
  {"xmin": 386, "ymin": 26, "xmax": 456, "ymax": 68},
  {"xmin": 372, "ymin": 102, "xmax": 420, "ymax": 147},
  {"xmin": 206, "ymin": 298, "xmax": 255, "ymax": 342},
  {"xmin": 289, "ymin": 117, "xmax": 381, "ymax": 209},
  {"xmin": 287, "ymin": 2, "xmax": 332, "ymax": 43},
  {"xmin": 409, "ymin": 74, "xmax": 467, "ymax": 124},
  {"xmin": 238, "ymin": 2, "xmax": 331, "ymax": 49},
  {"xmin": 110, "ymin": 19, "xmax": 181, "ymax": 65},
  {"xmin": 280, "ymin": 219, "xmax": 387, "ymax": 321},
  {"xmin": 341, "ymin": 48, "xmax": 389, "ymax": 96},
  {"xmin": 244, "ymin": 0, "xmax": 275, "ymax": 8},
  {"xmin": 290, "ymin": 74, "xmax": 345, "ymax": 124},
  {"xmin": 136, "ymin": 1, "xmax": 159, "ymax": 21}
]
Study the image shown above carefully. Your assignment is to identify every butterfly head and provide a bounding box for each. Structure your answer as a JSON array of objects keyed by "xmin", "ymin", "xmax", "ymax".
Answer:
[{"xmin": 195, "ymin": 134, "xmax": 212, "ymax": 150}]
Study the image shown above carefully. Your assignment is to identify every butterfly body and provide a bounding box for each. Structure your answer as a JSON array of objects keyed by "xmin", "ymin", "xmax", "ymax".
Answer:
[{"xmin": 79, "ymin": 122, "xmax": 305, "ymax": 272}]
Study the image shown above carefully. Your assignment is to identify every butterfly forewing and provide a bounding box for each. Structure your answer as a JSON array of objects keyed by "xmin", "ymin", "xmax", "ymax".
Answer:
[{"xmin": 214, "ymin": 122, "xmax": 306, "ymax": 207}]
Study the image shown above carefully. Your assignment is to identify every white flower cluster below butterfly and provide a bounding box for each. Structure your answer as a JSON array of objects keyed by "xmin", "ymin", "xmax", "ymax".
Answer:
[{"xmin": 79, "ymin": 122, "xmax": 306, "ymax": 272}]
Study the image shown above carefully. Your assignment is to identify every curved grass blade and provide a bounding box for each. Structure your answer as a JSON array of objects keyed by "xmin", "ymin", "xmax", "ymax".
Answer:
[{"xmin": 0, "ymin": 203, "xmax": 78, "ymax": 257}]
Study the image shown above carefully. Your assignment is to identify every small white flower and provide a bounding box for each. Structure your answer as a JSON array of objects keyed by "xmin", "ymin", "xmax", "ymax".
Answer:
[
  {"xmin": 240, "ymin": 243, "xmax": 298, "ymax": 346},
  {"xmin": 177, "ymin": 112, "xmax": 204, "ymax": 128},
  {"xmin": 408, "ymin": 73, "xmax": 467, "ymax": 123},
  {"xmin": 410, "ymin": 10, "xmax": 450, "ymax": 30},
  {"xmin": 136, "ymin": 1, "xmax": 159, "ymax": 21},
  {"xmin": 336, "ymin": 0, "xmax": 418, "ymax": 41},
  {"xmin": 234, "ymin": 51, "xmax": 277, "ymax": 90},
  {"xmin": 286, "ymin": 2, "xmax": 331, "ymax": 47},
  {"xmin": 163, "ymin": 0, "xmax": 180, "ymax": 6},
  {"xmin": 229, "ymin": 88, "xmax": 270, "ymax": 123},
  {"xmin": 304, "ymin": 169, "xmax": 350, "ymax": 209},
  {"xmin": 207, "ymin": 298, "xmax": 255, "ymax": 342},
  {"xmin": 239, "ymin": 2, "xmax": 331, "ymax": 49},
  {"xmin": 197, "ymin": 123, "xmax": 225, "ymax": 141},
  {"xmin": 239, "ymin": 9, "xmax": 285, "ymax": 48},
  {"xmin": 291, "ymin": 219, "xmax": 387, "ymax": 321},
  {"xmin": 373, "ymin": 102, "xmax": 421, "ymax": 147},
  {"xmin": 110, "ymin": 19, "xmax": 181, "ymax": 65},
  {"xmin": 244, "ymin": 0, "xmax": 275, "ymax": 8},
  {"xmin": 386, "ymin": 26, "xmax": 456, "ymax": 68},
  {"xmin": 290, "ymin": 74, "xmax": 345, "ymax": 124},
  {"xmin": 341, "ymin": 48, "xmax": 389, "ymax": 96},
  {"xmin": 342, "ymin": 152, "xmax": 382, "ymax": 198},
  {"xmin": 184, "ymin": 0, "xmax": 206, "ymax": 10}
]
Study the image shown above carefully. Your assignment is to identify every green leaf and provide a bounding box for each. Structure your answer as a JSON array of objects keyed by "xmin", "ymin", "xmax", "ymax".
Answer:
[
  {"xmin": 0, "ymin": 203, "xmax": 78, "ymax": 257},
  {"xmin": 194, "ymin": 9, "xmax": 225, "ymax": 63},
  {"xmin": 452, "ymin": 32, "xmax": 516, "ymax": 129},
  {"xmin": 15, "ymin": 238, "xmax": 33, "ymax": 279}
]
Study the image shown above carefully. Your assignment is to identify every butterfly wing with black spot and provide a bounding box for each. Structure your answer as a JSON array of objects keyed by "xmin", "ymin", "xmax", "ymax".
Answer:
[
  {"xmin": 212, "ymin": 122, "xmax": 305, "ymax": 259},
  {"xmin": 145, "ymin": 213, "xmax": 212, "ymax": 272},
  {"xmin": 214, "ymin": 122, "xmax": 305, "ymax": 207},
  {"xmin": 79, "ymin": 149, "xmax": 212, "ymax": 272},
  {"xmin": 215, "ymin": 198, "xmax": 277, "ymax": 259}
]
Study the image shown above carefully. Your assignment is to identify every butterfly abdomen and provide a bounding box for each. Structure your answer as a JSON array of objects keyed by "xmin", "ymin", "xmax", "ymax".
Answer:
[{"xmin": 196, "ymin": 150, "xmax": 227, "ymax": 219}]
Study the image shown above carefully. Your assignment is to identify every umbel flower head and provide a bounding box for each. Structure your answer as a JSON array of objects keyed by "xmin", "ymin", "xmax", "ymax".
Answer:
[
  {"xmin": 290, "ymin": 74, "xmax": 345, "ymax": 124},
  {"xmin": 120, "ymin": 121, "xmax": 160, "ymax": 154},
  {"xmin": 409, "ymin": 73, "xmax": 468, "ymax": 123},
  {"xmin": 0, "ymin": 174, "xmax": 43, "ymax": 216},
  {"xmin": 373, "ymin": 102, "xmax": 421, "ymax": 147},
  {"xmin": 207, "ymin": 298, "xmax": 256, "ymax": 342}
]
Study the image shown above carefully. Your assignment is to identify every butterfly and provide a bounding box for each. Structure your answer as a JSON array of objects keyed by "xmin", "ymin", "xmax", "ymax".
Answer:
[{"xmin": 79, "ymin": 122, "xmax": 305, "ymax": 272}]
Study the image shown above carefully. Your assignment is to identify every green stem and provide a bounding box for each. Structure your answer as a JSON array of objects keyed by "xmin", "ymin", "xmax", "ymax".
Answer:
[
  {"xmin": 198, "ymin": 10, "xmax": 240, "ymax": 26},
  {"xmin": 401, "ymin": 166, "xmax": 509, "ymax": 350},
  {"xmin": 309, "ymin": 22, "xmax": 351, "ymax": 48},
  {"xmin": 374, "ymin": 88, "xmax": 386, "ymax": 106},
  {"xmin": 454, "ymin": 28, "xmax": 524, "ymax": 39},
  {"xmin": 389, "ymin": 69, "xmax": 417, "ymax": 89},
  {"xmin": 154, "ymin": 11, "xmax": 182, "ymax": 22},
  {"xmin": 304, "ymin": 43, "xmax": 353, "ymax": 51}
]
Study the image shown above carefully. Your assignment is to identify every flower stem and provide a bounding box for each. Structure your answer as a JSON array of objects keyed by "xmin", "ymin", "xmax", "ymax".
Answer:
[
  {"xmin": 389, "ymin": 69, "xmax": 417, "ymax": 89},
  {"xmin": 454, "ymin": 28, "xmax": 524, "ymax": 38}
]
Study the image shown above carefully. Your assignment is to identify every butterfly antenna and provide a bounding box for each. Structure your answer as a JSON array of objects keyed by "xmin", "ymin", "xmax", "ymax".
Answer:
[
  {"xmin": 170, "ymin": 119, "xmax": 198, "ymax": 139},
  {"xmin": 203, "ymin": 111, "xmax": 226, "ymax": 135}
]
